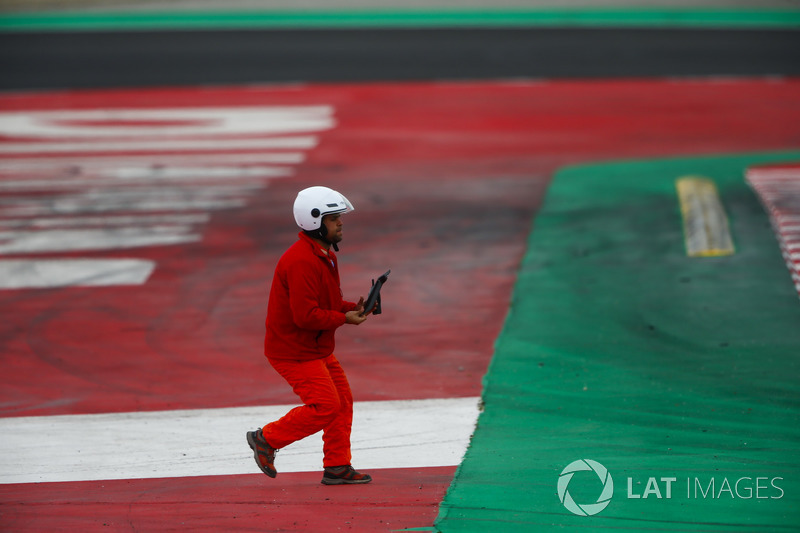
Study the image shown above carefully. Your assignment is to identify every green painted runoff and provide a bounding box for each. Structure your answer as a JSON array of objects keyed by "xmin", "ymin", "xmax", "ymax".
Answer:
[
  {"xmin": 1, "ymin": 9, "xmax": 799, "ymax": 31},
  {"xmin": 436, "ymin": 151, "xmax": 800, "ymax": 532}
]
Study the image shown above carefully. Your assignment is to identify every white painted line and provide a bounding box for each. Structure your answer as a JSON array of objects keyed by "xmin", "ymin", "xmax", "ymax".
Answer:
[
  {"xmin": 777, "ymin": 225, "xmax": 800, "ymax": 233},
  {"xmin": 747, "ymin": 171, "xmax": 800, "ymax": 181},
  {"xmin": 112, "ymin": 166, "xmax": 292, "ymax": 180},
  {"xmin": 0, "ymin": 107, "xmax": 334, "ymax": 138},
  {"xmin": 0, "ymin": 213, "xmax": 210, "ymax": 229},
  {"xmin": 0, "ymin": 152, "xmax": 304, "ymax": 168},
  {"xmin": 0, "ymin": 188, "xmax": 255, "ymax": 216},
  {"xmin": 0, "ymin": 259, "xmax": 155, "ymax": 289},
  {"xmin": 7, "ymin": 184, "xmax": 263, "ymax": 197},
  {"xmin": 1, "ymin": 199, "xmax": 245, "ymax": 217},
  {"xmin": 0, "ymin": 227, "xmax": 200, "ymax": 254},
  {"xmin": 0, "ymin": 170, "xmax": 289, "ymax": 191},
  {"xmin": 0, "ymin": 137, "xmax": 318, "ymax": 154},
  {"xmin": 0, "ymin": 397, "xmax": 480, "ymax": 484}
]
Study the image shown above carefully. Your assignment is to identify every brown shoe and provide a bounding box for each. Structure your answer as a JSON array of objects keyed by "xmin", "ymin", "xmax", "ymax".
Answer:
[
  {"xmin": 321, "ymin": 465, "xmax": 372, "ymax": 485},
  {"xmin": 246, "ymin": 429, "xmax": 277, "ymax": 478}
]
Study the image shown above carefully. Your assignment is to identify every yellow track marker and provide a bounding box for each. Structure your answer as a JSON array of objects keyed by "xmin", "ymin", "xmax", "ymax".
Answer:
[{"xmin": 676, "ymin": 176, "xmax": 735, "ymax": 257}]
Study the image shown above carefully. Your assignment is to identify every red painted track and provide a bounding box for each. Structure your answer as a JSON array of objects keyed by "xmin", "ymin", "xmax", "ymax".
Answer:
[
  {"xmin": 3, "ymin": 79, "xmax": 800, "ymax": 416},
  {"xmin": 2, "ymin": 79, "xmax": 800, "ymax": 531},
  {"xmin": 0, "ymin": 467, "xmax": 455, "ymax": 531}
]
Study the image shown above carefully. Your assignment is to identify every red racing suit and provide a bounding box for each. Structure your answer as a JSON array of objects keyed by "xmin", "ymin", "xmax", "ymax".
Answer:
[
  {"xmin": 261, "ymin": 231, "xmax": 359, "ymax": 467},
  {"xmin": 264, "ymin": 232, "xmax": 358, "ymax": 361}
]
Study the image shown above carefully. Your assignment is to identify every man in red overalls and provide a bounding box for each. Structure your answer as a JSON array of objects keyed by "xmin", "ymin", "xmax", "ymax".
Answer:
[{"xmin": 247, "ymin": 186, "xmax": 372, "ymax": 485}]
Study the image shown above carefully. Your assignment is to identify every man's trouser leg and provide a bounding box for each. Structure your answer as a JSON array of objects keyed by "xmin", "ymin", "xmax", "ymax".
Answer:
[
  {"xmin": 262, "ymin": 354, "xmax": 353, "ymax": 467},
  {"xmin": 320, "ymin": 355, "xmax": 353, "ymax": 468}
]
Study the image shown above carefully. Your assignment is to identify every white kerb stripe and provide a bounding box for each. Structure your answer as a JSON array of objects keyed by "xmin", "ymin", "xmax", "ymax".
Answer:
[{"xmin": 0, "ymin": 397, "xmax": 480, "ymax": 484}]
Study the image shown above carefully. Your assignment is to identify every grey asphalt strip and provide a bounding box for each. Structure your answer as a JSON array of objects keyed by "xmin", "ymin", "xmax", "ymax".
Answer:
[{"xmin": 1, "ymin": 27, "xmax": 799, "ymax": 91}]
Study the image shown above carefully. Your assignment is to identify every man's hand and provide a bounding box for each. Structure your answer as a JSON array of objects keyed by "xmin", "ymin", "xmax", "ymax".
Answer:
[{"xmin": 345, "ymin": 297, "xmax": 369, "ymax": 325}]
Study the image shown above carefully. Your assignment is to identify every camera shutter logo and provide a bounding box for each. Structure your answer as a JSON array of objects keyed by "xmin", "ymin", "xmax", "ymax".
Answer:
[{"xmin": 557, "ymin": 459, "xmax": 614, "ymax": 516}]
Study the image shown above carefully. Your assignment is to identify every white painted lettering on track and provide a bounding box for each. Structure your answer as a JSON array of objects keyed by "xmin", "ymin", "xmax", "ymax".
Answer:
[{"xmin": 0, "ymin": 106, "xmax": 334, "ymax": 289}]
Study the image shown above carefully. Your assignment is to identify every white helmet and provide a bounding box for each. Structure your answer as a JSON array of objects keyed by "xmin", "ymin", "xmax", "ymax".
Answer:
[{"xmin": 293, "ymin": 186, "xmax": 354, "ymax": 231}]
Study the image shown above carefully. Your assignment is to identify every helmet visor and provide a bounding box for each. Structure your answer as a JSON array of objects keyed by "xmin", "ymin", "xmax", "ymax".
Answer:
[{"xmin": 323, "ymin": 193, "xmax": 354, "ymax": 217}]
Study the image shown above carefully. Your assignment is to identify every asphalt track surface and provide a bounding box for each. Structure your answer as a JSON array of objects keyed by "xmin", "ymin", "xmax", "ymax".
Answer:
[{"xmin": 1, "ymin": 27, "xmax": 800, "ymax": 91}]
